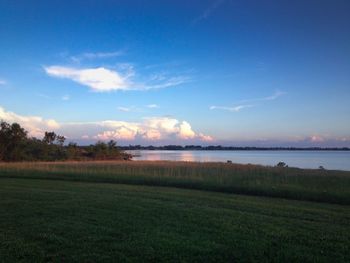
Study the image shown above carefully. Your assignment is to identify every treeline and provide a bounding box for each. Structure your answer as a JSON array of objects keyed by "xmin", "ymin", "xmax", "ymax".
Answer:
[
  {"xmin": 120, "ymin": 145, "xmax": 350, "ymax": 151},
  {"xmin": 0, "ymin": 121, "xmax": 131, "ymax": 162}
]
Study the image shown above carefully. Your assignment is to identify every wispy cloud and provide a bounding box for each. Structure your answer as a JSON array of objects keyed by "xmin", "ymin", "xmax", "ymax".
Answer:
[
  {"xmin": 192, "ymin": 0, "xmax": 226, "ymax": 25},
  {"xmin": 210, "ymin": 91, "xmax": 285, "ymax": 113},
  {"xmin": 210, "ymin": 104, "xmax": 254, "ymax": 112},
  {"xmin": 140, "ymin": 76, "xmax": 191, "ymax": 90},
  {"xmin": 37, "ymin": 93, "xmax": 51, "ymax": 99},
  {"xmin": 44, "ymin": 65, "xmax": 190, "ymax": 92},
  {"xmin": 117, "ymin": 104, "xmax": 159, "ymax": 112},
  {"xmin": 238, "ymin": 90, "xmax": 286, "ymax": 103},
  {"xmin": 70, "ymin": 50, "xmax": 124, "ymax": 63},
  {"xmin": 146, "ymin": 104, "xmax": 159, "ymax": 109},
  {"xmin": 37, "ymin": 93, "xmax": 71, "ymax": 101},
  {"xmin": 62, "ymin": 95, "xmax": 70, "ymax": 101},
  {"xmin": 0, "ymin": 79, "xmax": 6, "ymax": 85},
  {"xmin": 117, "ymin": 106, "xmax": 133, "ymax": 112}
]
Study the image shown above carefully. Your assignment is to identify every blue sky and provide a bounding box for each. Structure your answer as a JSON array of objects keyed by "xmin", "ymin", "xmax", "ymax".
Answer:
[{"xmin": 0, "ymin": 0, "xmax": 349, "ymax": 146}]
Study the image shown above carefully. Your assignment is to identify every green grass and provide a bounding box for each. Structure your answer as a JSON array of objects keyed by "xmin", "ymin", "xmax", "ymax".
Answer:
[
  {"xmin": 0, "ymin": 161, "xmax": 349, "ymax": 262},
  {"xmin": 1, "ymin": 177, "xmax": 349, "ymax": 262},
  {"xmin": 1, "ymin": 161, "xmax": 350, "ymax": 204}
]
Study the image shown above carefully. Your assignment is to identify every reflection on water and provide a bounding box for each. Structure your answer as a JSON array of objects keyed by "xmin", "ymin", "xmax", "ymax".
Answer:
[
  {"xmin": 127, "ymin": 150, "xmax": 350, "ymax": 171},
  {"xmin": 130, "ymin": 150, "xmax": 197, "ymax": 162}
]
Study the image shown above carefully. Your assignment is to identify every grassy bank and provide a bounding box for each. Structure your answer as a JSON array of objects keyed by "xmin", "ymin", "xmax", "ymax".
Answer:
[
  {"xmin": 1, "ymin": 177, "xmax": 349, "ymax": 262},
  {"xmin": 0, "ymin": 161, "xmax": 350, "ymax": 204}
]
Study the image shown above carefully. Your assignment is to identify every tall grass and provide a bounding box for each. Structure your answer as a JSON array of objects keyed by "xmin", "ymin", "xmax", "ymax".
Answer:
[{"xmin": 0, "ymin": 161, "xmax": 349, "ymax": 204}]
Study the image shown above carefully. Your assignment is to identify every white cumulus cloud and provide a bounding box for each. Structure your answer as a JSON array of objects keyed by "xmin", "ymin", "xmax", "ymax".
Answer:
[
  {"xmin": 310, "ymin": 135, "xmax": 325, "ymax": 142},
  {"xmin": 95, "ymin": 117, "xmax": 212, "ymax": 142},
  {"xmin": 0, "ymin": 106, "xmax": 213, "ymax": 143},
  {"xmin": 0, "ymin": 106, "xmax": 60, "ymax": 138}
]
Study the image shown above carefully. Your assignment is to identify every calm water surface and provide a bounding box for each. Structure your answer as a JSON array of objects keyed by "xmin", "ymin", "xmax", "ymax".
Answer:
[{"xmin": 127, "ymin": 150, "xmax": 350, "ymax": 171}]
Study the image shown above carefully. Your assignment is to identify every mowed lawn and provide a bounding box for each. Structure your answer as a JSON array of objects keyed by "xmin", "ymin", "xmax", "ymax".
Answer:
[{"xmin": 1, "ymin": 177, "xmax": 349, "ymax": 262}]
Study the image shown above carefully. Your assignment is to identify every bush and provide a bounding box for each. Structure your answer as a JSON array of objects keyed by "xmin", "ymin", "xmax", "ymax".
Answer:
[{"xmin": 276, "ymin": 162, "xmax": 287, "ymax": 168}]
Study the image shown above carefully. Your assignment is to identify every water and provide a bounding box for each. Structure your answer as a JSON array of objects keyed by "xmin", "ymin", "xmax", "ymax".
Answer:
[{"xmin": 127, "ymin": 150, "xmax": 350, "ymax": 171}]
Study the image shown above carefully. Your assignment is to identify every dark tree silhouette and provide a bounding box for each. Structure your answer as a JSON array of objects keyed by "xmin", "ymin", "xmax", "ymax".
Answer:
[
  {"xmin": 43, "ymin": 132, "xmax": 57, "ymax": 144},
  {"xmin": 0, "ymin": 121, "xmax": 28, "ymax": 161},
  {"xmin": 276, "ymin": 162, "xmax": 287, "ymax": 168},
  {"xmin": 56, "ymin": 135, "xmax": 66, "ymax": 146}
]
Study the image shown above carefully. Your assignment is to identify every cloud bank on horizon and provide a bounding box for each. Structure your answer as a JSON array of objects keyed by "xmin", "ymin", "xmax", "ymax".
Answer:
[
  {"xmin": 0, "ymin": 107, "xmax": 60, "ymax": 138},
  {"xmin": 1, "ymin": 105, "xmax": 349, "ymax": 147},
  {"xmin": 0, "ymin": 106, "xmax": 213, "ymax": 144}
]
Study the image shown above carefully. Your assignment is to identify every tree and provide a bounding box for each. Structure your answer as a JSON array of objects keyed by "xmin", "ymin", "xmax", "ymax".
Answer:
[
  {"xmin": 43, "ymin": 132, "xmax": 57, "ymax": 144},
  {"xmin": 108, "ymin": 140, "xmax": 120, "ymax": 155},
  {"xmin": 0, "ymin": 121, "xmax": 11, "ymax": 160},
  {"xmin": 108, "ymin": 140, "xmax": 117, "ymax": 150},
  {"xmin": 0, "ymin": 120, "xmax": 127, "ymax": 162},
  {"xmin": 67, "ymin": 142, "xmax": 79, "ymax": 160},
  {"xmin": 276, "ymin": 161, "xmax": 287, "ymax": 168},
  {"xmin": 56, "ymin": 135, "xmax": 66, "ymax": 146},
  {"xmin": 92, "ymin": 141, "xmax": 109, "ymax": 159},
  {"xmin": 0, "ymin": 121, "xmax": 28, "ymax": 161}
]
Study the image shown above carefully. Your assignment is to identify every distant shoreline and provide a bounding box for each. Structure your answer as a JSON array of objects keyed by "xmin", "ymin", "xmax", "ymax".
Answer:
[{"xmin": 120, "ymin": 146, "xmax": 350, "ymax": 151}]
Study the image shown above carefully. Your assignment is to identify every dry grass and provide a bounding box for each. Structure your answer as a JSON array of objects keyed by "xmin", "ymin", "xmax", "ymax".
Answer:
[{"xmin": 0, "ymin": 160, "xmax": 349, "ymax": 204}]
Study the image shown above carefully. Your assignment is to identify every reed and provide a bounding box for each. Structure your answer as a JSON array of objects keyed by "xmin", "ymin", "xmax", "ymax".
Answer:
[{"xmin": 0, "ymin": 160, "xmax": 349, "ymax": 204}]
